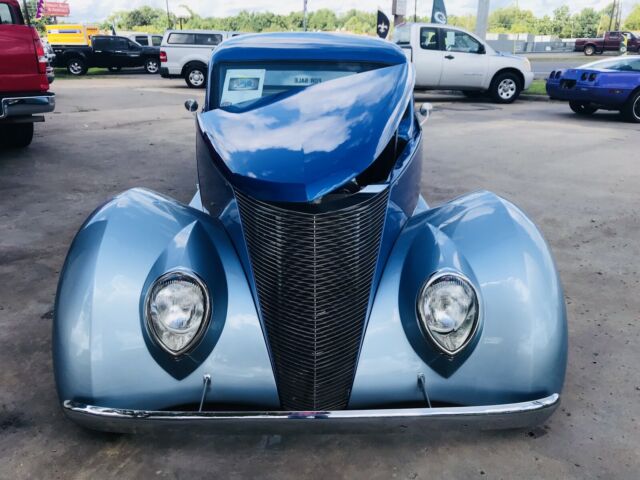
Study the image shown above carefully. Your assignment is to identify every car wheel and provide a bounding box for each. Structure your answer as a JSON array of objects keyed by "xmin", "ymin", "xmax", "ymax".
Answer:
[
  {"xmin": 108, "ymin": 66, "xmax": 121, "ymax": 72},
  {"xmin": 0, "ymin": 123, "xmax": 34, "ymax": 148},
  {"xmin": 66, "ymin": 57, "xmax": 87, "ymax": 76},
  {"xmin": 489, "ymin": 72, "xmax": 521, "ymax": 104},
  {"xmin": 145, "ymin": 58, "xmax": 160, "ymax": 74},
  {"xmin": 621, "ymin": 90, "xmax": 640, "ymax": 123},
  {"xmin": 584, "ymin": 45, "xmax": 595, "ymax": 56},
  {"xmin": 185, "ymin": 65, "xmax": 206, "ymax": 88},
  {"xmin": 569, "ymin": 101, "xmax": 598, "ymax": 115}
]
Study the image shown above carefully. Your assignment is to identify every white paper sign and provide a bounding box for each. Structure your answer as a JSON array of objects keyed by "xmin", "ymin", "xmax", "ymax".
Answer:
[{"xmin": 220, "ymin": 69, "xmax": 265, "ymax": 107}]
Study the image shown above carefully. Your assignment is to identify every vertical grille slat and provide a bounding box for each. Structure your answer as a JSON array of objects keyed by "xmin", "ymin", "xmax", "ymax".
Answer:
[{"xmin": 235, "ymin": 189, "xmax": 389, "ymax": 410}]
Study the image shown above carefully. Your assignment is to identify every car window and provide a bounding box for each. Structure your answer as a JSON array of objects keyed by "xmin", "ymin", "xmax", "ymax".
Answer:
[
  {"xmin": 394, "ymin": 25, "xmax": 411, "ymax": 44},
  {"xmin": 135, "ymin": 36, "xmax": 149, "ymax": 46},
  {"xmin": 93, "ymin": 37, "xmax": 108, "ymax": 50},
  {"xmin": 420, "ymin": 27, "xmax": 439, "ymax": 51},
  {"xmin": 168, "ymin": 33, "xmax": 195, "ymax": 44},
  {"xmin": 606, "ymin": 58, "xmax": 640, "ymax": 72},
  {"xmin": 152, "ymin": 36, "xmax": 162, "ymax": 46},
  {"xmin": 196, "ymin": 34, "xmax": 223, "ymax": 46},
  {"xmin": 215, "ymin": 61, "xmax": 380, "ymax": 111},
  {"xmin": 112, "ymin": 38, "xmax": 128, "ymax": 50},
  {"xmin": 0, "ymin": 3, "xmax": 16, "ymax": 24},
  {"xmin": 443, "ymin": 30, "xmax": 482, "ymax": 53}
]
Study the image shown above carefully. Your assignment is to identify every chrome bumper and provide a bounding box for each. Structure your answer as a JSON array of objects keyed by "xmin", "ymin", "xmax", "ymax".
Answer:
[
  {"xmin": 0, "ymin": 94, "xmax": 55, "ymax": 120},
  {"xmin": 63, "ymin": 394, "xmax": 560, "ymax": 434}
]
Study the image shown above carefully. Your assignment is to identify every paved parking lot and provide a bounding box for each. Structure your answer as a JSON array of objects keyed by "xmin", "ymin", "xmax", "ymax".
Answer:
[{"xmin": 1, "ymin": 74, "xmax": 639, "ymax": 479}]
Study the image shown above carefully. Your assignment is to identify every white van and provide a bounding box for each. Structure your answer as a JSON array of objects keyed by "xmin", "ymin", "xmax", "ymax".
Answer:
[
  {"xmin": 394, "ymin": 23, "xmax": 534, "ymax": 103},
  {"xmin": 160, "ymin": 30, "xmax": 240, "ymax": 88}
]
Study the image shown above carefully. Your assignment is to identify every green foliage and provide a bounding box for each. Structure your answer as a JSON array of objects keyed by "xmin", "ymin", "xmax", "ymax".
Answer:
[
  {"xmin": 81, "ymin": 4, "xmax": 639, "ymax": 39},
  {"xmin": 624, "ymin": 4, "xmax": 640, "ymax": 30}
]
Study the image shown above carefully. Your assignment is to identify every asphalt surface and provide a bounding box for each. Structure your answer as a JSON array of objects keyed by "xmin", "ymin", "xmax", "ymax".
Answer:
[{"xmin": 1, "ymin": 74, "xmax": 639, "ymax": 479}]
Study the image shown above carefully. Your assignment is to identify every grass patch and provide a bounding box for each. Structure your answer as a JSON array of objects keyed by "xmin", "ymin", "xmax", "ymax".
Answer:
[{"xmin": 525, "ymin": 79, "xmax": 547, "ymax": 96}]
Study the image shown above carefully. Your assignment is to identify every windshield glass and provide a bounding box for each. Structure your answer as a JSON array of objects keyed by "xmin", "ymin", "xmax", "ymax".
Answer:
[
  {"xmin": 582, "ymin": 57, "xmax": 640, "ymax": 71},
  {"xmin": 215, "ymin": 62, "xmax": 380, "ymax": 111}
]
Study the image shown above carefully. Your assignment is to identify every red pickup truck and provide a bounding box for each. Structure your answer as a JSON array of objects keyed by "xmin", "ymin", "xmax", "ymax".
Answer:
[
  {"xmin": 0, "ymin": 0, "xmax": 55, "ymax": 148},
  {"xmin": 575, "ymin": 31, "xmax": 640, "ymax": 56}
]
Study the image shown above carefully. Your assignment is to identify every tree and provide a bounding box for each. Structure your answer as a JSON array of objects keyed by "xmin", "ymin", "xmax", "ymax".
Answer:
[{"xmin": 624, "ymin": 4, "xmax": 640, "ymax": 30}]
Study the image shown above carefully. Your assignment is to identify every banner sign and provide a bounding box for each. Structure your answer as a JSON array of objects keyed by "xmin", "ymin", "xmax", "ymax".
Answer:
[
  {"xmin": 431, "ymin": 0, "xmax": 447, "ymax": 24},
  {"xmin": 392, "ymin": 0, "xmax": 407, "ymax": 16},
  {"xmin": 44, "ymin": 1, "xmax": 71, "ymax": 17},
  {"xmin": 376, "ymin": 10, "xmax": 390, "ymax": 39}
]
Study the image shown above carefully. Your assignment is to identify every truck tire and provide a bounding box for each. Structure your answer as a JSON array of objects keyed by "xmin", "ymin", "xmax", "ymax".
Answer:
[
  {"xmin": 569, "ymin": 101, "xmax": 598, "ymax": 115},
  {"xmin": 67, "ymin": 57, "xmax": 87, "ymax": 76},
  {"xmin": 144, "ymin": 58, "xmax": 160, "ymax": 74},
  {"xmin": 1, "ymin": 123, "xmax": 34, "ymax": 148},
  {"xmin": 621, "ymin": 90, "xmax": 640, "ymax": 123},
  {"xmin": 489, "ymin": 72, "xmax": 522, "ymax": 104},
  {"xmin": 185, "ymin": 64, "xmax": 206, "ymax": 88},
  {"xmin": 583, "ymin": 45, "xmax": 596, "ymax": 56}
]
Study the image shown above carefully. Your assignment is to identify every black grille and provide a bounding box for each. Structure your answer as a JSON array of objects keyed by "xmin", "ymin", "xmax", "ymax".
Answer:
[{"xmin": 235, "ymin": 189, "xmax": 389, "ymax": 410}]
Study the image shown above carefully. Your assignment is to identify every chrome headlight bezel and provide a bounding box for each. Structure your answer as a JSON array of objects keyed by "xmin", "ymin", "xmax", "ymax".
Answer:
[
  {"xmin": 144, "ymin": 270, "xmax": 211, "ymax": 357},
  {"xmin": 417, "ymin": 271, "xmax": 480, "ymax": 356}
]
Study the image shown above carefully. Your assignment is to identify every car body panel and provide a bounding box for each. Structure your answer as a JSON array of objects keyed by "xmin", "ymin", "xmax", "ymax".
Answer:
[{"xmin": 198, "ymin": 63, "xmax": 412, "ymax": 203}]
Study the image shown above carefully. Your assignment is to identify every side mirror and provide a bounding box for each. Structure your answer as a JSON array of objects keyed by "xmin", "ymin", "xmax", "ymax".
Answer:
[
  {"xmin": 184, "ymin": 99, "xmax": 199, "ymax": 113},
  {"xmin": 418, "ymin": 102, "xmax": 433, "ymax": 125},
  {"xmin": 477, "ymin": 44, "xmax": 486, "ymax": 54}
]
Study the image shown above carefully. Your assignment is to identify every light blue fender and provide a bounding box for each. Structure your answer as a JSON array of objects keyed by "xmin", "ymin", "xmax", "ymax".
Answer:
[
  {"xmin": 53, "ymin": 188, "xmax": 279, "ymax": 410},
  {"xmin": 349, "ymin": 191, "xmax": 567, "ymax": 407},
  {"xmin": 54, "ymin": 189, "xmax": 567, "ymax": 410}
]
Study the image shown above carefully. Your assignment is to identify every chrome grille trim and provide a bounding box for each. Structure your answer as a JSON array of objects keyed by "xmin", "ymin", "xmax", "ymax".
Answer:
[{"xmin": 235, "ymin": 189, "xmax": 389, "ymax": 410}]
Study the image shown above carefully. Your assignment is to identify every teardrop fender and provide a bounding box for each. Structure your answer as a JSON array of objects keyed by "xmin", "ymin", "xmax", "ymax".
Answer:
[
  {"xmin": 53, "ymin": 188, "xmax": 279, "ymax": 410},
  {"xmin": 350, "ymin": 191, "xmax": 568, "ymax": 408}
]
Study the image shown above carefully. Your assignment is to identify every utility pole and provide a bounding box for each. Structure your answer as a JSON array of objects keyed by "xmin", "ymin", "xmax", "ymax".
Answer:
[
  {"xmin": 475, "ymin": 0, "xmax": 490, "ymax": 40},
  {"xmin": 165, "ymin": 0, "xmax": 171, "ymax": 29},
  {"xmin": 608, "ymin": 0, "xmax": 616, "ymax": 32},
  {"xmin": 414, "ymin": 0, "xmax": 417, "ymax": 22},
  {"xmin": 303, "ymin": 0, "xmax": 308, "ymax": 31}
]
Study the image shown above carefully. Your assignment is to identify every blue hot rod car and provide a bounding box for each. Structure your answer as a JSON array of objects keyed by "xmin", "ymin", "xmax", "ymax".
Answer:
[
  {"xmin": 546, "ymin": 56, "xmax": 640, "ymax": 122},
  {"xmin": 54, "ymin": 33, "xmax": 567, "ymax": 433}
]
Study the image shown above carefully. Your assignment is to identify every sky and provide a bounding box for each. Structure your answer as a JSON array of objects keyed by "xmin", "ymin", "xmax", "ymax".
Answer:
[{"xmin": 63, "ymin": 0, "xmax": 622, "ymax": 24}]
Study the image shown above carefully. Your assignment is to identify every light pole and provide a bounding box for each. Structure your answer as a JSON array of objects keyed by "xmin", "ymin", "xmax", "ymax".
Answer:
[
  {"xmin": 303, "ymin": 0, "xmax": 308, "ymax": 31},
  {"xmin": 165, "ymin": 0, "xmax": 171, "ymax": 29},
  {"xmin": 475, "ymin": 0, "xmax": 490, "ymax": 40}
]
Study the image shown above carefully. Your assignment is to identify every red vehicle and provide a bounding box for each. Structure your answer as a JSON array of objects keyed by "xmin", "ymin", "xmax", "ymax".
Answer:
[
  {"xmin": 575, "ymin": 31, "xmax": 640, "ymax": 56},
  {"xmin": 0, "ymin": 0, "xmax": 55, "ymax": 148}
]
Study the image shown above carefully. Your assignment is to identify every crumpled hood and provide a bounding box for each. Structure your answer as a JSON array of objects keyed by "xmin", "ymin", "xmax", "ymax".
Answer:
[{"xmin": 197, "ymin": 63, "xmax": 412, "ymax": 203}]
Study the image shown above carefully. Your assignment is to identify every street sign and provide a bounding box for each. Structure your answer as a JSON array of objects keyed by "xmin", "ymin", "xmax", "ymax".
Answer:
[{"xmin": 44, "ymin": 1, "xmax": 70, "ymax": 17}]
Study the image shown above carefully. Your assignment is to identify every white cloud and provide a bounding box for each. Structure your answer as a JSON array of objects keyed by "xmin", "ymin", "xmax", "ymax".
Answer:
[{"xmin": 65, "ymin": 0, "xmax": 620, "ymax": 24}]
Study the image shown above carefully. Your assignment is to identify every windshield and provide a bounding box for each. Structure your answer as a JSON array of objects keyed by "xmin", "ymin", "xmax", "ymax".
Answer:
[
  {"xmin": 214, "ymin": 61, "xmax": 380, "ymax": 111},
  {"xmin": 582, "ymin": 57, "xmax": 640, "ymax": 72}
]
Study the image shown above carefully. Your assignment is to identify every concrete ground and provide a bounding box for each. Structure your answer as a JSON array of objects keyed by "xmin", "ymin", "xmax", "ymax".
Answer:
[{"xmin": 1, "ymin": 75, "xmax": 638, "ymax": 479}]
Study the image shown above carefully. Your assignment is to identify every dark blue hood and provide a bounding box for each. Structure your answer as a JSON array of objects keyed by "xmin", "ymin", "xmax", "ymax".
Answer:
[{"xmin": 198, "ymin": 62, "xmax": 413, "ymax": 203}]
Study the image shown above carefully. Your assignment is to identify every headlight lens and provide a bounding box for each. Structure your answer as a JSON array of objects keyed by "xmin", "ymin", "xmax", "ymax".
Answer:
[
  {"xmin": 417, "ymin": 273, "xmax": 479, "ymax": 355},
  {"xmin": 146, "ymin": 271, "xmax": 210, "ymax": 355}
]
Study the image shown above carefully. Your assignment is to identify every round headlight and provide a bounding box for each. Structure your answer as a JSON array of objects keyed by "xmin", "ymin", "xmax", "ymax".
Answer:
[
  {"xmin": 417, "ymin": 272, "xmax": 479, "ymax": 355},
  {"xmin": 145, "ymin": 271, "xmax": 211, "ymax": 356}
]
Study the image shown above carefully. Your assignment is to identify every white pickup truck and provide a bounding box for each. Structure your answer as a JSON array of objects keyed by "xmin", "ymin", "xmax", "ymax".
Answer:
[
  {"xmin": 394, "ymin": 23, "xmax": 534, "ymax": 103},
  {"xmin": 160, "ymin": 30, "xmax": 238, "ymax": 88}
]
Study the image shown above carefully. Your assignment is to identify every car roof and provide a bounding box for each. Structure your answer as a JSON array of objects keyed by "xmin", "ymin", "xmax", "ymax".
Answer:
[
  {"xmin": 212, "ymin": 32, "xmax": 407, "ymax": 66},
  {"xmin": 164, "ymin": 29, "xmax": 228, "ymax": 35}
]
